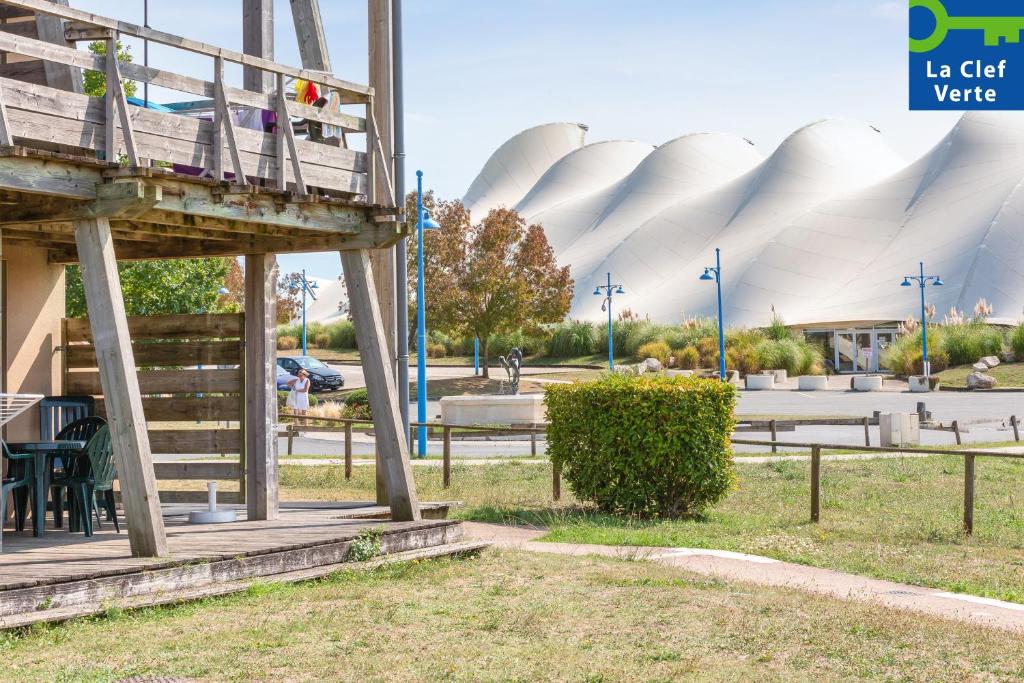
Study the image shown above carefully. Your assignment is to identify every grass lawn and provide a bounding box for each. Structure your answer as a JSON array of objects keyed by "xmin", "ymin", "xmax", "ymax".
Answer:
[
  {"xmin": 937, "ymin": 361, "xmax": 1024, "ymax": 388},
  {"xmin": 4, "ymin": 550, "xmax": 1024, "ymax": 682},
  {"xmin": 281, "ymin": 454, "xmax": 1024, "ymax": 603}
]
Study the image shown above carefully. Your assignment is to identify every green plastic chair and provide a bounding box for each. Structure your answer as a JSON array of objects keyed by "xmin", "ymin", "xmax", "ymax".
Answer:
[
  {"xmin": 48, "ymin": 416, "xmax": 107, "ymax": 530},
  {"xmin": 53, "ymin": 426, "xmax": 116, "ymax": 537},
  {"xmin": 1, "ymin": 442, "xmax": 34, "ymax": 551}
]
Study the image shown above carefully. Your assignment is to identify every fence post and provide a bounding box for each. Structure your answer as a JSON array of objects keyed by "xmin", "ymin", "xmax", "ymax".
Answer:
[
  {"xmin": 443, "ymin": 426, "xmax": 452, "ymax": 489},
  {"xmin": 1012, "ymin": 415, "xmax": 1020, "ymax": 442},
  {"xmin": 530, "ymin": 430, "xmax": 538, "ymax": 457},
  {"xmin": 287, "ymin": 425, "xmax": 295, "ymax": 456},
  {"xmin": 863, "ymin": 416, "xmax": 870, "ymax": 447},
  {"xmin": 552, "ymin": 460, "xmax": 562, "ymax": 501},
  {"xmin": 769, "ymin": 420, "xmax": 777, "ymax": 453},
  {"xmin": 810, "ymin": 445, "xmax": 821, "ymax": 523},
  {"xmin": 953, "ymin": 420, "xmax": 962, "ymax": 446},
  {"xmin": 344, "ymin": 421, "xmax": 353, "ymax": 480},
  {"xmin": 964, "ymin": 453, "xmax": 975, "ymax": 535},
  {"xmin": 409, "ymin": 425, "xmax": 415, "ymax": 454}
]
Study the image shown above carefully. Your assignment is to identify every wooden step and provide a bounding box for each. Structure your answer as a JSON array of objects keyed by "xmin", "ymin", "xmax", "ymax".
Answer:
[
  {"xmin": 0, "ymin": 540, "xmax": 490, "ymax": 629},
  {"xmin": 0, "ymin": 523, "xmax": 481, "ymax": 629}
]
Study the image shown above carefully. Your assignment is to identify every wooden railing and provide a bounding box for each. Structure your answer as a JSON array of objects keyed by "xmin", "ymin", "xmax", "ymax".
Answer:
[
  {"xmin": 279, "ymin": 412, "xmax": 1024, "ymax": 522},
  {"xmin": 0, "ymin": 0, "xmax": 393, "ymax": 202}
]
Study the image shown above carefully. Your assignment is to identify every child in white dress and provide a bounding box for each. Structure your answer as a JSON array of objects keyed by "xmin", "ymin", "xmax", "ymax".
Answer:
[{"xmin": 287, "ymin": 368, "xmax": 311, "ymax": 417}]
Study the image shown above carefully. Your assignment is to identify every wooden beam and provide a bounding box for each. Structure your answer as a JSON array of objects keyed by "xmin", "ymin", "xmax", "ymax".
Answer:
[
  {"xmin": 73, "ymin": 216, "xmax": 167, "ymax": 557},
  {"xmin": 368, "ymin": 0, "xmax": 398, "ymax": 389},
  {"xmin": 213, "ymin": 56, "xmax": 246, "ymax": 185},
  {"xmin": 242, "ymin": 0, "xmax": 274, "ymax": 94},
  {"xmin": 35, "ymin": 0, "xmax": 83, "ymax": 94},
  {"xmin": 340, "ymin": 249, "xmax": 419, "ymax": 521},
  {"xmin": 276, "ymin": 72, "xmax": 307, "ymax": 194},
  {"xmin": 290, "ymin": 0, "xmax": 331, "ymax": 71},
  {"xmin": 244, "ymin": 254, "xmax": 278, "ymax": 520}
]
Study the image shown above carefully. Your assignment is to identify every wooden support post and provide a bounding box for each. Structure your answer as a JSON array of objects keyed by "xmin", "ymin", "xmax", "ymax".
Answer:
[
  {"xmin": 443, "ymin": 425, "xmax": 451, "ymax": 489},
  {"xmin": 964, "ymin": 453, "xmax": 975, "ymax": 535},
  {"xmin": 37, "ymin": 0, "xmax": 85, "ymax": 94},
  {"xmin": 1012, "ymin": 415, "xmax": 1020, "ymax": 442},
  {"xmin": 552, "ymin": 460, "xmax": 562, "ymax": 502},
  {"xmin": 953, "ymin": 420, "xmax": 962, "ymax": 446},
  {"xmin": 340, "ymin": 249, "xmax": 419, "ymax": 521},
  {"xmin": 769, "ymin": 419, "xmax": 777, "ymax": 453},
  {"xmin": 409, "ymin": 425, "xmax": 415, "ymax": 455},
  {"xmin": 375, "ymin": 447, "xmax": 386, "ymax": 505},
  {"xmin": 810, "ymin": 445, "xmax": 821, "ymax": 523},
  {"xmin": 530, "ymin": 430, "xmax": 537, "ymax": 457},
  {"xmin": 244, "ymin": 254, "xmax": 278, "ymax": 520},
  {"xmin": 286, "ymin": 425, "xmax": 294, "ymax": 456},
  {"xmin": 213, "ymin": 56, "xmax": 247, "ymax": 184},
  {"xmin": 344, "ymin": 421, "xmax": 353, "ymax": 480},
  {"xmin": 105, "ymin": 39, "xmax": 139, "ymax": 167},
  {"xmin": 276, "ymin": 72, "xmax": 307, "ymax": 195},
  {"xmin": 0, "ymin": 84, "xmax": 12, "ymax": 146},
  {"xmin": 367, "ymin": 0, "xmax": 397, "ymax": 385},
  {"xmin": 74, "ymin": 217, "xmax": 167, "ymax": 557},
  {"xmin": 242, "ymin": 0, "xmax": 274, "ymax": 93},
  {"xmin": 863, "ymin": 416, "xmax": 870, "ymax": 447}
]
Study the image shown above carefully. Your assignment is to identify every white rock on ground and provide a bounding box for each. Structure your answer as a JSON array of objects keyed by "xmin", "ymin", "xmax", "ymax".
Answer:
[
  {"xmin": 973, "ymin": 362, "xmax": 990, "ymax": 372},
  {"xmin": 981, "ymin": 356, "xmax": 1001, "ymax": 368},
  {"xmin": 967, "ymin": 372, "xmax": 997, "ymax": 390}
]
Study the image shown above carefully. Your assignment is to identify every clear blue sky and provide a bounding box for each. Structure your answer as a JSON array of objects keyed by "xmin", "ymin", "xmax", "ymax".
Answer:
[{"xmin": 76, "ymin": 0, "xmax": 959, "ymax": 281}]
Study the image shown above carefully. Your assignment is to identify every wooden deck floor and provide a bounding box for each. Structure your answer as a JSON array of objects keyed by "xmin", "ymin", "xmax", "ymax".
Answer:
[{"xmin": 0, "ymin": 502, "xmax": 457, "ymax": 591}]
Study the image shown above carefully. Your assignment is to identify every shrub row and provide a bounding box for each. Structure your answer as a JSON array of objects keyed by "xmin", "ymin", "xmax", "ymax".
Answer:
[
  {"xmin": 276, "ymin": 319, "xmax": 357, "ymax": 351},
  {"xmin": 883, "ymin": 321, "xmax": 1008, "ymax": 375}
]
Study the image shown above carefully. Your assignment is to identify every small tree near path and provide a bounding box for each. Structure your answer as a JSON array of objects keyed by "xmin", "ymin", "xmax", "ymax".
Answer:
[{"xmin": 408, "ymin": 195, "xmax": 573, "ymax": 378}]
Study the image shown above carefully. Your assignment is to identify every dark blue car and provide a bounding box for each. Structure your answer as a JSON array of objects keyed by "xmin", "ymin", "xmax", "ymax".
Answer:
[
  {"xmin": 277, "ymin": 365, "xmax": 298, "ymax": 391},
  {"xmin": 277, "ymin": 356, "xmax": 345, "ymax": 392}
]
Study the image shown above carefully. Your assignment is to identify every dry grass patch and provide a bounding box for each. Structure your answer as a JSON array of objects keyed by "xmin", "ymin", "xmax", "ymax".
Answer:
[{"xmin": 3, "ymin": 550, "xmax": 1024, "ymax": 681}]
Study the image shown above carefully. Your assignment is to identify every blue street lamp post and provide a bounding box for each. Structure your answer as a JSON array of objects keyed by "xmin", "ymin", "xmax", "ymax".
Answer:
[
  {"xmin": 290, "ymin": 270, "xmax": 319, "ymax": 356},
  {"xmin": 415, "ymin": 170, "xmax": 440, "ymax": 458},
  {"xmin": 700, "ymin": 248, "xmax": 727, "ymax": 382},
  {"xmin": 474, "ymin": 337, "xmax": 480, "ymax": 376},
  {"xmin": 593, "ymin": 273, "xmax": 625, "ymax": 370},
  {"xmin": 901, "ymin": 261, "xmax": 944, "ymax": 379}
]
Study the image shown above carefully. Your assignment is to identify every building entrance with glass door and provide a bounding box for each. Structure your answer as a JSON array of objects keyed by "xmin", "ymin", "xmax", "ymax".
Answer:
[{"xmin": 805, "ymin": 328, "xmax": 898, "ymax": 373}]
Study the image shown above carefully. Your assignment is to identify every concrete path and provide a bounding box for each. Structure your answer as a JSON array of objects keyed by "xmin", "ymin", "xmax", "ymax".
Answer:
[{"xmin": 463, "ymin": 522, "xmax": 1024, "ymax": 633}]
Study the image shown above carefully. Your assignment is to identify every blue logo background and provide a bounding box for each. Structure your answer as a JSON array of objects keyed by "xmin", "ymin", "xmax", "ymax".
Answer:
[{"xmin": 910, "ymin": 0, "xmax": 1024, "ymax": 110}]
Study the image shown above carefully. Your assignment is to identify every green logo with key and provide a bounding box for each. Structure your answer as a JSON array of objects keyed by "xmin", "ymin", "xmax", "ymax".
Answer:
[
  {"xmin": 910, "ymin": 0, "xmax": 1024, "ymax": 110},
  {"xmin": 910, "ymin": 0, "xmax": 1024, "ymax": 52}
]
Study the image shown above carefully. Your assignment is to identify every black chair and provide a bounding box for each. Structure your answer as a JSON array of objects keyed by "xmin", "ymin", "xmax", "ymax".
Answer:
[
  {"xmin": 48, "ymin": 416, "xmax": 107, "ymax": 530},
  {"xmin": 39, "ymin": 396, "xmax": 95, "ymax": 442}
]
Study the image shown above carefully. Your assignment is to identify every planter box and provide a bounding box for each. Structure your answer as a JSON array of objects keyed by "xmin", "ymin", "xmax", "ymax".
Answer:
[
  {"xmin": 745, "ymin": 374, "xmax": 775, "ymax": 391},
  {"xmin": 763, "ymin": 369, "xmax": 787, "ymax": 384},
  {"xmin": 440, "ymin": 394, "xmax": 545, "ymax": 426},
  {"xmin": 908, "ymin": 375, "xmax": 938, "ymax": 393},
  {"xmin": 852, "ymin": 375, "xmax": 883, "ymax": 392},
  {"xmin": 798, "ymin": 375, "xmax": 828, "ymax": 391}
]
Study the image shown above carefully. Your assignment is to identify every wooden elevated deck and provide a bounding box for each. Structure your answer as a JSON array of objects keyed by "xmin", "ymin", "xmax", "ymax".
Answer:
[
  {"xmin": 0, "ymin": 0, "xmax": 405, "ymax": 263},
  {"xmin": 0, "ymin": 503, "xmax": 482, "ymax": 629}
]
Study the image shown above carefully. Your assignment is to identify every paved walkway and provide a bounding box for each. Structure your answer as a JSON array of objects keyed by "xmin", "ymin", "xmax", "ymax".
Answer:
[{"xmin": 462, "ymin": 522, "xmax": 1024, "ymax": 633}]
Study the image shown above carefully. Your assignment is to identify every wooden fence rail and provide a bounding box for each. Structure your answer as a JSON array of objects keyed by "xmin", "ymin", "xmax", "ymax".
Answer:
[
  {"xmin": 278, "ymin": 412, "xmax": 1024, "ymax": 513},
  {"xmin": 731, "ymin": 438, "xmax": 1024, "ymax": 535}
]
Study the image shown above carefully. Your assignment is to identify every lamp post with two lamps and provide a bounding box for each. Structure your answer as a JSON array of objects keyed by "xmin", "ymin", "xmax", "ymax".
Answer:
[
  {"xmin": 289, "ymin": 270, "xmax": 319, "ymax": 356},
  {"xmin": 593, "ymin": 273, "xmax": 625, "ymax": 371},
  {"xmin": 900, "ymin": 261, "xmax": 943, "ymax": 379},
  {"xmin": 699, "ymin": 248, "xmax": 727, "ymax": 382}
]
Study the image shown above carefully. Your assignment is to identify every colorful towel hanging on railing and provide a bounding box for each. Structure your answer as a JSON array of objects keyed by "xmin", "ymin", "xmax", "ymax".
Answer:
[{"xmin": 294, "ymin": 79, "xmax": 320, "ymax": 105}]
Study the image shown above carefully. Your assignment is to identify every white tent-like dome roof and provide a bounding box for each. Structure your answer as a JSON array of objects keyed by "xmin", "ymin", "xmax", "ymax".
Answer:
[{"xmin": 463, "ymin": 114, "xmax": 1024, "ymax": 326}]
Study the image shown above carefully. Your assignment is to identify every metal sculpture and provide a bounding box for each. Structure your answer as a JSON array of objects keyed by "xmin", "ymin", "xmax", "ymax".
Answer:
[{"xmin": 499, "ymin": 347, "xmax": 524, "ymax": 395}]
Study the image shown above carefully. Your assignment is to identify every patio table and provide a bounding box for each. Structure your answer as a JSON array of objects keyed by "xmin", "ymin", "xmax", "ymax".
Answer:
[{"xmin": 7, "ymin": 440, "xmax": 86, "ymax": 537}]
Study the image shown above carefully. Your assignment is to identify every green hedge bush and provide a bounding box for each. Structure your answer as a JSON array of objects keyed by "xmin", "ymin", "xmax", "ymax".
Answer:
[
  {"xmin": 1012, "ymin": 323, "xmax": 1024, "ymax": 359},
  {"xmin": 545, "ymin": 374, "xmax": 737, "ymax": 518}
]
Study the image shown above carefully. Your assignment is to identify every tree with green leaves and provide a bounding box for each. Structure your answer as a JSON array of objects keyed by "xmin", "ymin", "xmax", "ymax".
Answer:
[
  {"xmin": 406, "ymin": 193, "xmax": 573, "ymax": 377},
  {"xmin": 66, "ymin": 258, "xmax": 233, "ymax": 318},
  {"xmin": 82, "ymin": 40, "xmax": 137, "ymax": 98}
]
